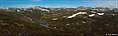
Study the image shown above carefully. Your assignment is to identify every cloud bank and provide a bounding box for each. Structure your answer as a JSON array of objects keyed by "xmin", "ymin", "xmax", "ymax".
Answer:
[{"xmin": 96, "ymin": 0, "xmax": 118, "ymax": 8}]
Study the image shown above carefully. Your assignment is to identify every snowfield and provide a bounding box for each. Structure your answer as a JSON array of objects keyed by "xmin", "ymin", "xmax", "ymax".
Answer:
[{"xmin": 67, "ymin": 12, "xmax": 87, "ymax": 18}]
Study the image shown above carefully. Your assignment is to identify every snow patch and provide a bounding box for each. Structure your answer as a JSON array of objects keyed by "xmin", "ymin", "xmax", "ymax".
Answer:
[
  {"xmin": 67, "ymin": 12, "xmax": 87, "ymax": 18},
  {"xmin": 97, "ymin": 13, "xmax": 104, "ymax": 15},
  {"xmin": 89, "ymin": 14, "xmax": 95, "ymax": 17}
]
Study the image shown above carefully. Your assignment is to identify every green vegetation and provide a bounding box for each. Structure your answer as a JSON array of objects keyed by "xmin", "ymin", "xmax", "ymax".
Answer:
[{"xmin": 0, "ymin": 9, "xmax": 118, "ymax": 36}]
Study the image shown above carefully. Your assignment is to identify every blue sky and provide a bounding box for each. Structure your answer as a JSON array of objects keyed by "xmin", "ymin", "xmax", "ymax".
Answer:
[{"xmin": 0, "ymin": 0, "xmax": 117, "ymax": 8}]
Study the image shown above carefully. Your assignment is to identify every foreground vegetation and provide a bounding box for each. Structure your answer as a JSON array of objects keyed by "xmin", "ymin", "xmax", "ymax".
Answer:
[{"xmin": 0, "ymin": 9, "xmax": 118, "ymax": 36}]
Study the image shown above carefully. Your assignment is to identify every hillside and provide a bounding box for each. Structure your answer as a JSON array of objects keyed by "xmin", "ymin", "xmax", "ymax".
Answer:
[{"xmin": 0, "ymin": 9, "xmax": 118, "ymax": 36}]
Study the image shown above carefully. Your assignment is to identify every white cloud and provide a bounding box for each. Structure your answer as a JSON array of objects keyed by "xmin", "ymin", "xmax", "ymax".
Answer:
[{"xmin": 96, "ymin": 0, "xmax": 118, "ymax": 8}]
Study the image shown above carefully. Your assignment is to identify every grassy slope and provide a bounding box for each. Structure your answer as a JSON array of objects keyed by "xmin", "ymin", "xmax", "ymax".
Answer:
[{"xmin": 0, "ymin": 10, "xmax": 118, "ymax": 36}]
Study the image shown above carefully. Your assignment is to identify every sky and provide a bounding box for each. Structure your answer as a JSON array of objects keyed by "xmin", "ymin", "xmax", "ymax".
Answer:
[{"xmin": 0, "ymin": 0, "xmax": 118, "ymax": 8}]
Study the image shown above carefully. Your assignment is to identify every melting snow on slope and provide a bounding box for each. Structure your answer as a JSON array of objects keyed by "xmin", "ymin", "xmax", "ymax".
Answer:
[
  {"xmin": 89, "ymin": 14, "xmax": 95, "ymax": 17},
  {"xmin": 97, "ymin": 13, "xmax": 104, "ymax": 15},
  {"xmin": 67, "ymin": 12, "xmax": 87, "ymax": 18}
]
